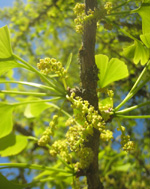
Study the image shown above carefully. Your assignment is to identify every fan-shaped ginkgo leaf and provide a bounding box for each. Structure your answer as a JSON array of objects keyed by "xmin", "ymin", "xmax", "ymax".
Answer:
[
  {"xmin": 0, "ymin": 25, "xmax": 12, "ymax": 58},
  {"xmin": 136, "ymin": 3, "xmax": 150, "ymax": 34},
  {"xmin": 0, "ymin": 103, "xmax": 14, "ymax": 138},
  {"xmin": 0, "ymin": 26, "xmax": 22, "ymax": 74},
  {"xmin": 0, "ymin": 133, "xmax": 28, "ymax": 157},
  {"xmin": 95, "ymin": 54, "xmax": 129, "ymax": 88},
  {"xmin": 123, "ymin": 40, "xmax": 149, "ymax": 65},
  {"xmin": 140, "ymin": 33, "xmax": 150, "ymax": 48}
]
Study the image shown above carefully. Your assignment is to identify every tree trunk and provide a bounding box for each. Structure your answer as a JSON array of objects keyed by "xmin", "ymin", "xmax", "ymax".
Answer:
[{"xmin": 79, "ymin": 0, "xmax": 104, "ymax": 188}]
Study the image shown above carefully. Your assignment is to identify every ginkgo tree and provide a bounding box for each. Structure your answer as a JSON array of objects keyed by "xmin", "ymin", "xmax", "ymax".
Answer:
[{"xmin": 0, "ymin": 0, "xmax": 150, "ymax": 189}]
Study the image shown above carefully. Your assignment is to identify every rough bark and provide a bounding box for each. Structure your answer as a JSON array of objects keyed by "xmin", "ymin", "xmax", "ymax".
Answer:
[{"xmin": 79, "ymin": 0, "xmax": 104, "ymax": 188}]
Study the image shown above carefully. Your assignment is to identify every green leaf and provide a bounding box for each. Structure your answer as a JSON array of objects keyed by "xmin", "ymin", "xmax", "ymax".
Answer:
[
  {"xmin": 123, "ymin": 43, "xmax": 135, "ymax": 59},
  {"xmin": 98, "ymin": 150, "xmax": 105, "ymax": 159},
  {"xmin": 34, "ymin": 170, "xmax": 56, "ymax": 180},
  {"xmin": 0, "ymin": 25, "xmax": 12, "ymax": 58},
  {"xmin": 0, "ymin": 26, "xmax": 23, "ymax": 75},
  {"xmin": 136, "ymin": 3, "xmax": 150, "ymax": 34},
  {"xmin": 123, "ymin": 40, "xmax": 149, "ymax": 65},
  {"xmin": 0, "ymin": 173, "xmax": 23, "ymax": 189},
  {"xmin": 34, "ymin": 170, "xmax": 72, "ymax": 180},
  {"xmin": 24, "ymin": 102, "xmax": 51, "ymax": 118},
  {"xmin": 0, "ymin": 103, "xmax": 14, "ymax": 138},
  {"xmin": 66, "ymin": 53, "xmax": 72, "ymax": 71},
  {"xmin": 0, "ymin": 133, "xmax": 28, "ymax": 157},
  {"xmin": 140, "ymin": 33, "xmax": 150, "ymax": 48},
  {"xmin": 131, "ymin": 4, "xmax": 150, "ymax": 64},
  {"xmin": 99, "ymin": 97, "xmax": 113, "ymax": 109},
  {"xmin": 0, "ymin": 59, "xmax": 22, "ymax": 75},
  {"xmin": 95, "ymin": 54, "xmax": 129, "ymax": 88},
  {"xmin": 24, "ymin": 100, "xmax": 72, "ymax": 118},
  {"xmin": 112, "ymin": 163, "xmax": 131, "ymax": 172},
  {"xmin": 0, "ymin": 80, "xmax": 54, "ymax": 91}
]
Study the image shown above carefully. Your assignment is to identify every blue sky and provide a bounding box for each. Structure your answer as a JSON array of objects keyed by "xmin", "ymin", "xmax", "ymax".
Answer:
[
  {"xmin": 0, "ymin": 0, "xmax": 14, "ymax": 8},
  {"xmin": 0, "ymin": 0, "xmax": 14, "ymax": 27},
  {"xmin": 0, "ymin": 0, "xmax": 27, "ymax": 8}
]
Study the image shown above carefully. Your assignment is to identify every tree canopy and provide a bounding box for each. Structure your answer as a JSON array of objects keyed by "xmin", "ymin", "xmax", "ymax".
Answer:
[{"xmin": 0, "ymin": 0, "xmax": 150, "ymax": 189}]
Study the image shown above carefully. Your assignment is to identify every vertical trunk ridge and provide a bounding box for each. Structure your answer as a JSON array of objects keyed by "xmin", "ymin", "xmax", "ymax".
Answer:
[{"xmin": 79, "ymin": 0, "xmax": 104, "ymax": 188}]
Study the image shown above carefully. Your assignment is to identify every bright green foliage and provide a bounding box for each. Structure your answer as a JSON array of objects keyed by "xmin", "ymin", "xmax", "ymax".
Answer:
[
  {"xmin": 0, "ymin": 26, "xmax": 12, "ymax": 58},
  {"xmin": 0, "ymin": 133, "xmax": 28, "ymax": 157},
  {"xmin": 95, "ymin": 54, "xmax": 129, "ymax": 88},
  {"xmin": 135, "ymin": 3, "xmax": 150, "ymax": 53},
  {"xmin": 0, "ymin": 0, "xmax": 150, "ymax": 189},
  {"xmin": 112, "ymin": 163, "xmax": 131, "ymax": 172},
  {"xmin": 0, "ymin": 26, "xmax": 22, "ymax": 74},
  {"xmin": 123, "ymin": 40, "xmax": 149, "ymax": 65},
  {"xmin": 0, "ymin": 59, "xmax": 21, "ymax": 75},
  {"xmin": 99, "ymin": 97, "xmax": 113, "ymax": 110},
  {"xmin": 0, "ymin": 104, "xmax": 14, "ymax": 138},
  {"xmin": 24, "ymin": 101, "xmax": 51, "ymax": 118},
  {"xmin": 98, "ymin": 88, "xmax": 114, "ymax": 121},
  {"xmin": 136, "ymin": 3, "xmax": 150, "ymax": 34},
  {"xmin": 34, "ymin": 169, "xmax": 72, "ymax": 181},
  {"xmin": 140, "ymin": 33, "xmax": 150, "ymax": 48}
]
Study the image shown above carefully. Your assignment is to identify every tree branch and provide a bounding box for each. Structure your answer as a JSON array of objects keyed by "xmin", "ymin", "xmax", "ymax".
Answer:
[{"xmin": 79, "ymin": 0, "xmax": 104, "ymax": 188}]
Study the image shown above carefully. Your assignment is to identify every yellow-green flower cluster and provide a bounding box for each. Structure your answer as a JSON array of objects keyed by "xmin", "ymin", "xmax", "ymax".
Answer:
[
  {"xmin": 74, "ymin": 3, "xmax": 85, "ymax": 15},
  {"xmin": 107, "ymin": 89, "xmax": 114, "ymax": 98},
  {"xmin": 74, "ymin": 3, "xmax": 107, "ymax": 34},
  {"xmin": 100, "ymin": 130, "xmax": 113, "ymax": 142},
  {"xmin": 104, "ymin": 2, "xmax": 113, "ymax": 14},
  {"xmin": 66, "ymin": 124, "xmax": 85, "ymax": 151},
  {"xmin": 49, "ymin": 139, "xmax": 72, "ymax": 162},
  {"xmin": 84, "ymin": 9, "xmax": 95, "ymax": 25},
  {"xmin": 74, "ymin": 3, "xmax": 85, "ymax": 33},
  {"xmin": 49, "ymin": 93, "xmax": 114, "ymax": 172},
  {"xmin": 74, "ymin": 3, "xmax": 97, "ymax": 33},
  {"xmin": 67, "ymin": 92, "xmax": 105, "ymax": 133},
  {"xmin": 117, "ymin": 126, "xmax": 135, "ymax": 152},
  {"xmin": 123, "ymin": 141, "xmax": 135, "ymax": 152},
  {"xmin": 66, "ymin": 93, "xmax": 112, "ymax": 170},
  {"xmin": 37, "ymin": 58, "xmax": 67, "ymax": 78},
  {"xmin": 65, "ymin": 118, "xmax": 94, "ymax": 170},
  {"xmin": 49, "ymin": 93, "xmax": 106, "ymax": 171},
  {"xmin": 75, "ymin": 147, "xmax": 94, "ymax": 171},
  {"xmin": 38, "ymin": 115, "xmax": 58, "ymax": 146}
]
